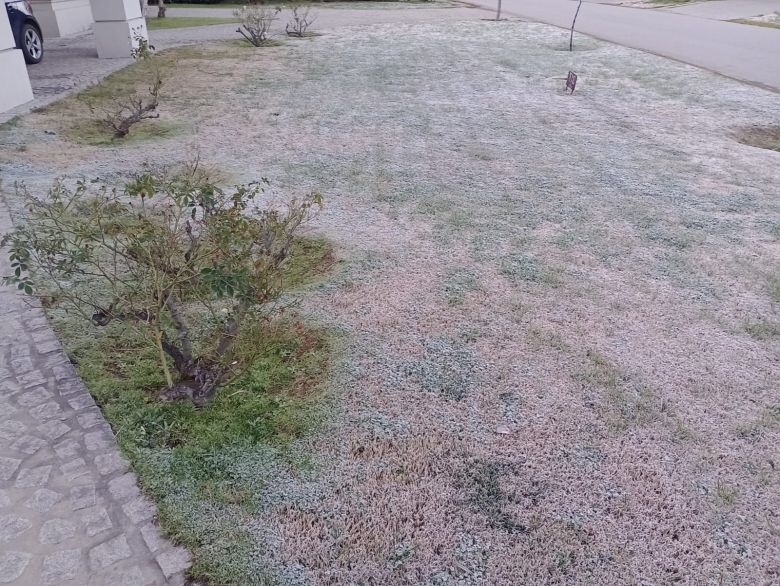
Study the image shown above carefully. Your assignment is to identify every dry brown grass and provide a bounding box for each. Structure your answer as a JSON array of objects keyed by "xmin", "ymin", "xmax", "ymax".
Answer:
[{"xmin": 2, "ymin": 18, "xmax": 780, "ymax": 585}]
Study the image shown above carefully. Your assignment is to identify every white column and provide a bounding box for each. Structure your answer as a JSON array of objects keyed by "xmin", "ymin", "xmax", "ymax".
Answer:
[
  {"xmin": 30, "ymin": 0, "xmax": 94, "ymax": 38},
  {"xmin": 89, "ymin": 0, "xmax": 147, "ymax": 59},
  {"xmin": 0, "ymin": 8, "xmax": 33, "ymax": 113}
]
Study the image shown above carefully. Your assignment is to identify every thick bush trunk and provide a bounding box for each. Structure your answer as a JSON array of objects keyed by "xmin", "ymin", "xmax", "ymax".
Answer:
[{"xmin": 160, "ymin": 360, "xmax": 227, "ymax": 405}]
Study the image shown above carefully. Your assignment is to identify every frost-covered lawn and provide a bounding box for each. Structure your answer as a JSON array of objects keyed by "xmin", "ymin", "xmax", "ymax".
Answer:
[{"xmin": 1, "ymin": 18, "xmax": 779, "ymax": 585}]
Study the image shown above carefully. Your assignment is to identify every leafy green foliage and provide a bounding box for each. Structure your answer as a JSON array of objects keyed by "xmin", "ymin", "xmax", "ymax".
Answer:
[{"xmin": 2, "ymin": 165, "xmax": 323, "ymax": 402}]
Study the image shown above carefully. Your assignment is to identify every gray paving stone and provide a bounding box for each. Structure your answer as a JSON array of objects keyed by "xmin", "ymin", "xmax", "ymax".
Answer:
[
  {"xmin": 70, "ymin": 484, "xmax": 97, "ymax": 510},
  {"xmin": 0, "ymin": 456, "xmax": 22, "ymax": 481},
  {"xmin": 140, "ymin": 522, "xmax": 166, "ymax": 553},
  {"xmin": 30, "ymin": 400, "xmax": 65, "ymax": 421},
  {"xmin": 89, "ymin": 534, "xmax": 132, "ymax": 569},
  {"xmin": 95, "ymin": 451, "xmax": 130, "ymax": 476},
  {"xmin": 90, "ymin": 564, "xmax": 152, "ymax": 586},
  {"xmin": 80, "ymin": 505, "xmax": 113, "ymax": 537},
  {"xmin": 9, "ymin": 345, "xmax": 30, "ymax": 358},
  {"xmin": 23, "ymin": 488, "xmax": 63, "ymax": 513},
  {"xmin": 17, "ymin": 369, "xmax": 47, "ymax": 387},
  {"xmin": 0, "ymin": 400, "xmax": 18, "ymax": 419},
  {"xmin": 37, "ymin": 340, "xmax": 61, "ymax": 354},
  {"xmin": 52, "ymin": 365, "xmax": 76, "ymax": 382},
  {"xmin": 77, "ymin": 409, "xmax": 104, "ymax": 429},
  {"xmin": 31, "ymin": 329, "xmax": 56, "ymax": 343},
  {"xmin": 10, "ymin": 434, "xmax": 46, "ymax": 455},
  {"xmin": 39, "ymin": 518, "xmax": 77, "ymax": 544},
  {"xmin": 0, "ymin": 551, "xmax": 32, "ymax": 584},
  {"xmin": 123, "ymin": 495, "xmax": 156, "ymax": 523},
  {"xmin": 156, "ymin": 546, "xmax": 192, "ymax": 579},
  {"xmin": 0, "ymin": 491, "xmax": 10, "ymax": 508},
  {"xmin": 42, "ymin": 549, "xmax": 81, "ymax": 585},
  {"xmin": 15, "ymin": 386, "xmax": 51, "ymax": 407},
  {"xmin": 84, "ymin": 429, "xmax": 114, "ymax": 451},
  {"xmin": 26, "ymin": 317, "xmax": 48, "ymax": 329},
  {"xmin": 108, "ymin": 473, "xmax": 141, "ymax": 501},
  {"xmin": 0, "ymin": 420, "xmax": 27, "ymax": 441},
  {"xmin": 14, "ymin": 464, "xmax": 53, "ymax": 488},
  {"xmin": 38, "ymin": 420, "xmax": 71, "ymax": 441},
  {"xmin": 68, "ymin": 394, "xmax": 96, "ymax": 411},
  {"xmin": 0, "ymin": 513, "xmax": 32, "ymax": 543},
  {"xmin": 10, "ymin": 356, "xmax": 34, "ymax": 373},
  {"xmin": 54, "ymin": 438, "xmax": 81, "ymax": 459},
  {"xmin": 58, "ymin": 380, "xmax": 84, "ymax": 397},
  {"xmin": 61, "ymin": 458, "xmax": 90, "ymax": 482}
]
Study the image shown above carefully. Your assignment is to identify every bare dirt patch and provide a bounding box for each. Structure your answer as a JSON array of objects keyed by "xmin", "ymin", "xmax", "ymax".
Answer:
[{"xmin": 734, "ymin": 124, "xmax": 780, "ymax": 152}]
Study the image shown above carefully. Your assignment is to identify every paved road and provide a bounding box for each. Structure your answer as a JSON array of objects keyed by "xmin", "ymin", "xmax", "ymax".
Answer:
[{"xmin": 470, "ymin": 0, "xmax": 780, "ymax": 90}]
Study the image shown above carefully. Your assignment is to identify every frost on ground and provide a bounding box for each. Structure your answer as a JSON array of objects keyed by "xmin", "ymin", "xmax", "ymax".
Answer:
[{"xmin": 1, "ymin": 18, "xmax": 779, "ymax": 586}]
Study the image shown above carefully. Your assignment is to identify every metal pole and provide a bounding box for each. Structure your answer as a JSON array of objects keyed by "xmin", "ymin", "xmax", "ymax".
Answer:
[{"xmin": 569, "ymin": 0, "xmax": 583, "ymax": 51}]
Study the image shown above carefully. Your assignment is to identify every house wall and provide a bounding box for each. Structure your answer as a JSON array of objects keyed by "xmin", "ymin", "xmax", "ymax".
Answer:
[
  {"xmin": 0, "ymin": 8, "xmax": 33, "ymax": 113},
  {"xmin": 90, "ymin": 0, "xmax": 147, "ymax": 59},
  {"xmin": 30, "ymin": 0, "xmax": 94, "ymax": 38}
]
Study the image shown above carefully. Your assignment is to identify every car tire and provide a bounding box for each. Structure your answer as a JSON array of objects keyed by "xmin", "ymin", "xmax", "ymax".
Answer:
[{"xmin": 20, "ymin": 23, "xmax": 43, "ymax": 64}]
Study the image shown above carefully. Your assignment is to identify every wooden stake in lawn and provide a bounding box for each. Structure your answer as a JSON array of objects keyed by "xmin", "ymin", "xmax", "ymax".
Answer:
[{"xmin": 569, "ymin": 0, "xmax": 583, "ymax": 51}]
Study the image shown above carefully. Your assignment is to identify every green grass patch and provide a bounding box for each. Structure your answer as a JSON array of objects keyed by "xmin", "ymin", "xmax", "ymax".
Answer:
[
  {"xmin": 731, "ymin": 18, "xmax": 780, "ymax": 29},
  {"xmin": 281, "ymin": 236, "xmax": 335, "ymax": 288},
  {"xmin": 48, "ymin": 236, "xmax": 338, "ymax": 584},
  {"xmin": 32, "ymin": 44, "xmax": 243, "ymax": 145},
  {"xmin": 461, "ymin": 459, "xmax": 526, "ymax": 534},
  {"xmin": 734, "ymin": 125, "xmax": 780, "ymax": 152},
  {"xmin": 146, "ymin": 16, "xmax": 238, "ymax": 30},
  {"xmin": 648, "ymin": 0, "xmax": 701, "ymax": 4},
  {"xmin": 64, "ymin": 119, "xmax": 184, "ymax": 146},
  {"xmin": 442, "ymin": 268, "xmax": 479, "ymax": 306},
  {"xmin": 500, "ymin": 254, "xmax": 561, "ymax": 287},
  {"xmin": 736, "ymin": 406, "xmax": 780, "ymax": 441},
  {"xmin": 234, "ymin": 38, "xmax": 286, "ymax": 48},
  {"xmin": 744, "ymin": 318, "xmax": 780, "ymax": 341},
  {"xmin": 767, "ymin": 272, "xmax": 780, "ymax": 304},
  {"xmin": 576, "ymin": 351, "xmax": 662, "ymax": 431},
  {"xmin": 0, "ymin": 115, "xmax": 22, "ymax": 131}
]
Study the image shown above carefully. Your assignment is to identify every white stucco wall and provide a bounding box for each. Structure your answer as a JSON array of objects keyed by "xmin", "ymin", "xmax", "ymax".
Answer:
[
  {"xmin": 0, "ymin": 7, "xmax": 33, "ymax": 113},
  {"xmin": 90, "ymin": 0, "xmax": 148, "ymax": 59},
  {"xmin": 30, "ymin": 0, "xmax": 94, "ymax": 38}
]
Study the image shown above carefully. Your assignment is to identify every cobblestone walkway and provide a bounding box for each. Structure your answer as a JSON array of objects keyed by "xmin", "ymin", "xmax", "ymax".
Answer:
[{"xmin": 0, "ymin": 201, "xmax": 190, "ymax": 585}]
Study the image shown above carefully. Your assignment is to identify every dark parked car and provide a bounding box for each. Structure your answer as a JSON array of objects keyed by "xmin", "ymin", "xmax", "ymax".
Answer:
[{"xmin": 5, "ymin": 0, "xmax": 43, "ymax": 64}]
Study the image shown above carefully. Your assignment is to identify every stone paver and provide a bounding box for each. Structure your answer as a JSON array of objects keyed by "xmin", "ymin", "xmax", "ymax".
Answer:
[{"xmin": 0, "ymin": 200, "xmax": 190, "ymax": 584}]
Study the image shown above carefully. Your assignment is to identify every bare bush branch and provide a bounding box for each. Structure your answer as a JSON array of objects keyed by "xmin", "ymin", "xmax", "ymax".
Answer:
[
  {"xmin": 235, "ymin": 5, "xmax": 281, "ymax": 47},
  {"xmin": 286, "ymin": 5, "xmax": 316, "ymax": 38}
]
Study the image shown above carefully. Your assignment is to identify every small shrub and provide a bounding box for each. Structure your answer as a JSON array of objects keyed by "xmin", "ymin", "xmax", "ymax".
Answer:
[
  {"xmin": 235, "ymin": 5, "xmax": 280, "ymax": 47},
  {"xmin": 84, "ymin": 36, "xmax": 163, "ymax": 139},
  {"xmin": 2, "ymin": 164, "xmax": 322, "ymax": 405},
  {"xmin": 286, "ymin": 5, "xmax": 316, "ymax": 38}
]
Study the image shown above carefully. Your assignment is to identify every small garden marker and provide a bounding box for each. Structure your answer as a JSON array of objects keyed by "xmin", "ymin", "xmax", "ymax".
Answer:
[{"xmin": 566, "ymin": 71, "xmax": 578, "ymax": 94}]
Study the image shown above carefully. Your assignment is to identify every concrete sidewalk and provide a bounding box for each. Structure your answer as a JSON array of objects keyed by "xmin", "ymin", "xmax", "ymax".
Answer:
[{"xmin": 469, "ymin": 0, "xmax": 780, "ymax": 90}]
